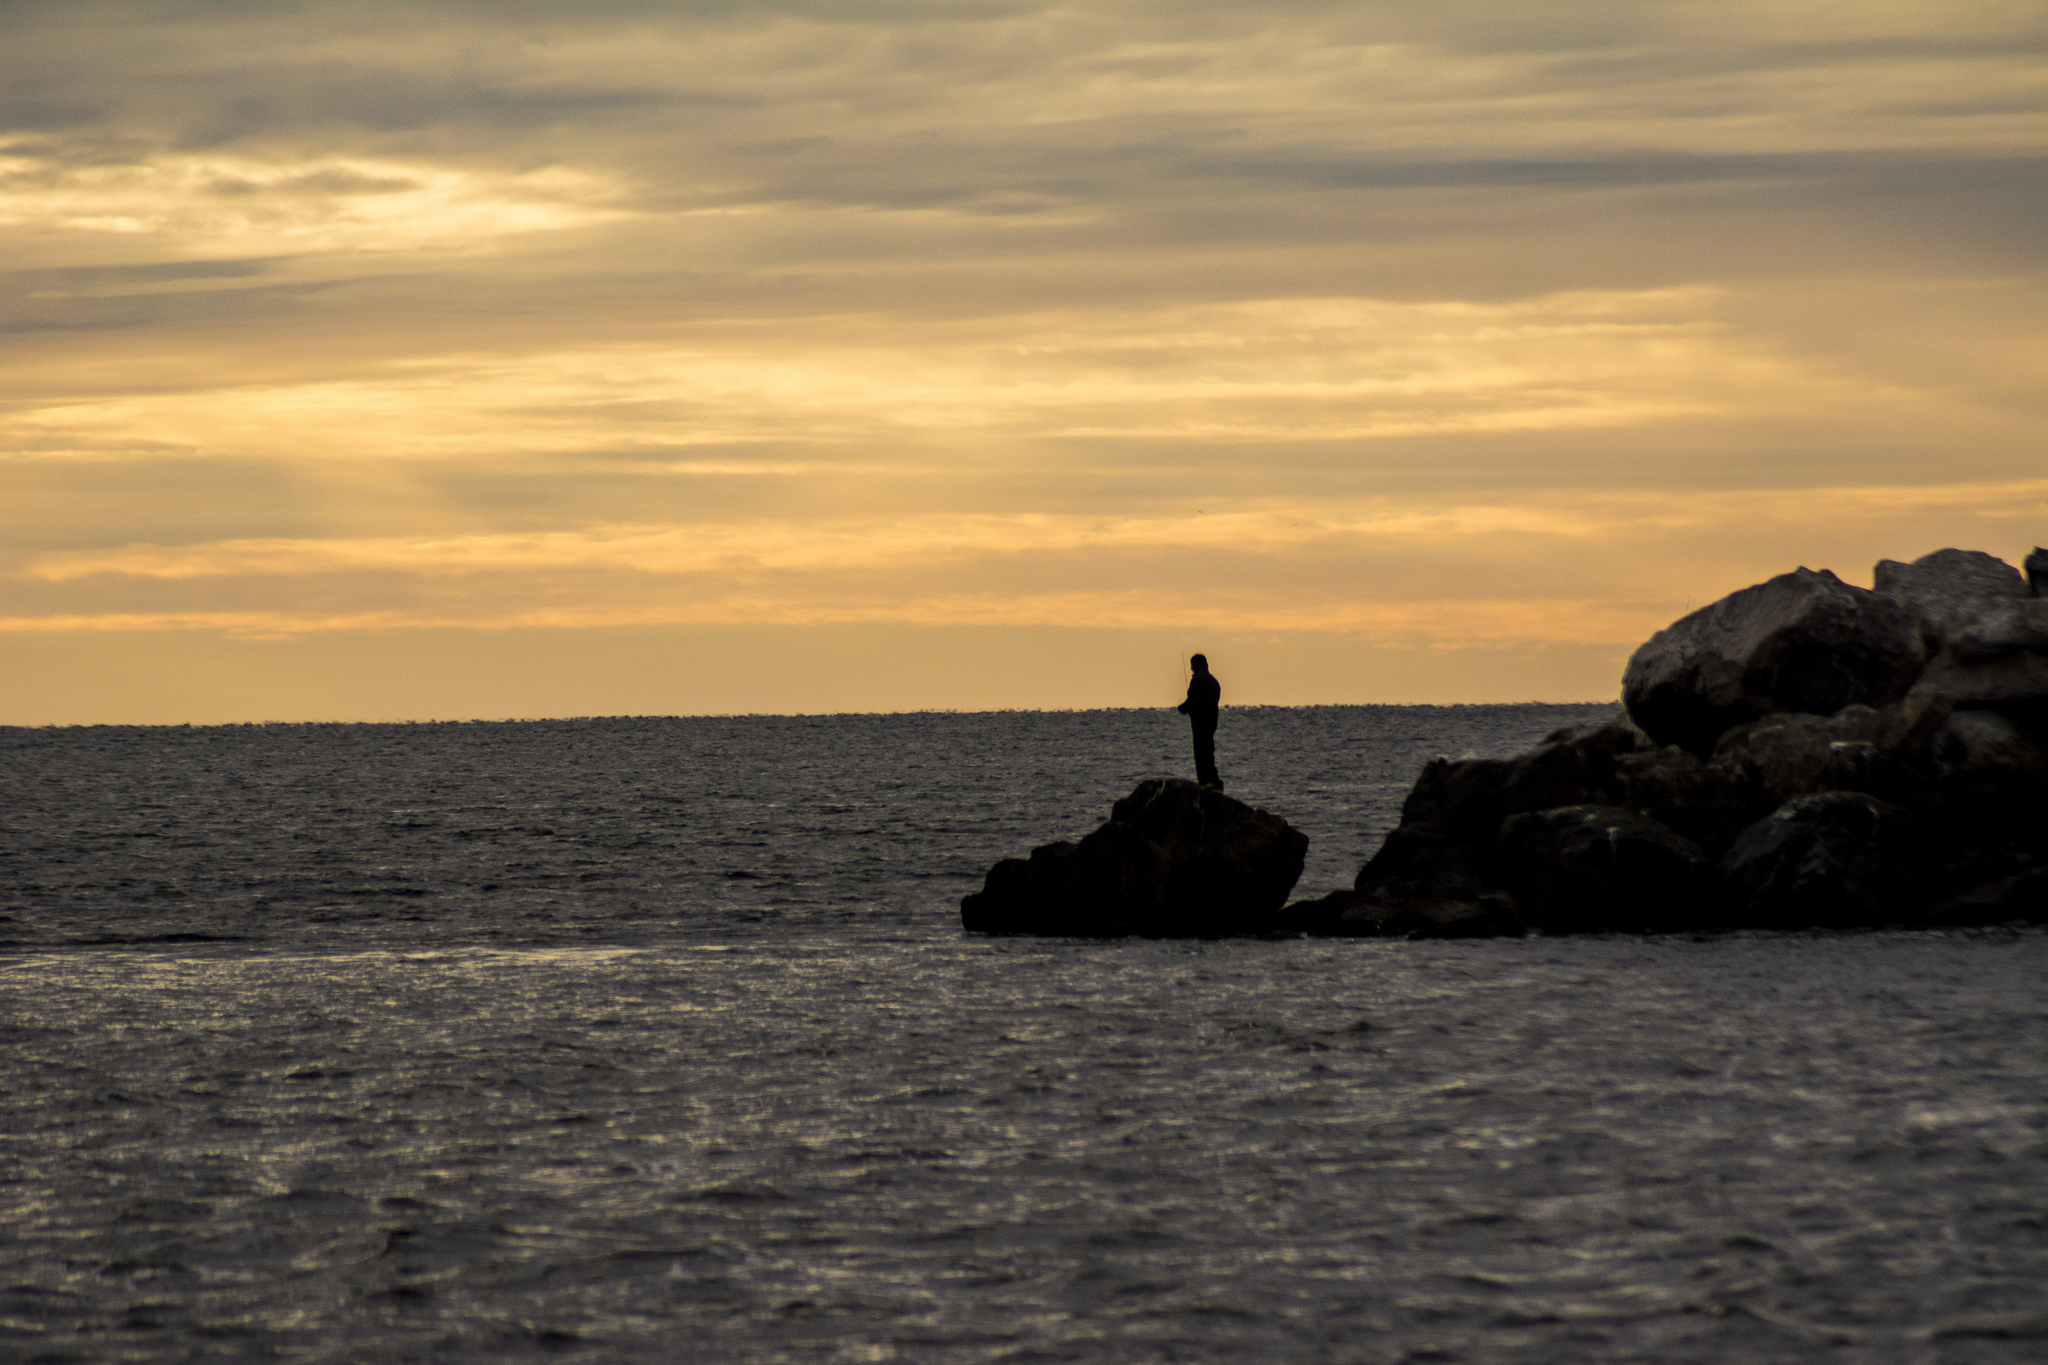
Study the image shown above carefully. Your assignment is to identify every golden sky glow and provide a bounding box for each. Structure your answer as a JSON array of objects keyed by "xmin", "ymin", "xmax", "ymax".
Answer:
[{"xmin": 3, "ymin": 0, "xmax": 2043, "ymax": 721}]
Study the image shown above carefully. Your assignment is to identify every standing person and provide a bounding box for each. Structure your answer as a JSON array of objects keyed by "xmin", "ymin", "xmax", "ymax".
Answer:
[{"xmin": 1176, "ymin": 653, "xmax": 1223, "ymax": 790}]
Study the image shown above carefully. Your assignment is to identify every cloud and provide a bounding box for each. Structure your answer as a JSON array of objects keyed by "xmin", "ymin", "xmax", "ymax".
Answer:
[
  {"xmin": 8, "ymin": 256, "xmax": 277, "ymax": 288},
  {"xmin": 0, "ymin": 288, "xmax": 1913, "ymax": 463},
  {"xmin": 0, "ymin": 150, "xmax": 627, "ymax": 254},
  {"xmin": 13, "ymin": 480, "xmax": 2041, "ymax": 654},
  {"xmin": 0, "ymin": 0, "xmax": 2042, "ymax": 715}
]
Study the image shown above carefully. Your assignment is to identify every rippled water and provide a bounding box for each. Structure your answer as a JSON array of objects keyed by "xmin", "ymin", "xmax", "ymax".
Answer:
[{"xmin": 3, "ymin": 707, "xmax": 2045, "ymax": 1362}]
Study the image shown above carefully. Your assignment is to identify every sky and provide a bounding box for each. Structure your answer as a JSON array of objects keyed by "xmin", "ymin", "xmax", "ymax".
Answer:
[{"xmin": 2, "ymin": 0, "xmax": 2042, "ymax": 723}]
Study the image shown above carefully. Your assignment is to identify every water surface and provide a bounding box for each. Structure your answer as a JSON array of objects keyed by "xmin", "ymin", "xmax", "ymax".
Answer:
[{"xmin": 4, "ymin": 707, "xmax": 2043, "ymax": 1362}]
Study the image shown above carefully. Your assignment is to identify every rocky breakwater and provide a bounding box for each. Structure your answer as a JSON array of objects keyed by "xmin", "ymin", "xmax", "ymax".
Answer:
[
  {"xmin": 1289, "ymin": 547, "xmax": 2048, "ymax": 937},
  {"xmin": 962, "ymin": 778, "xmax": 1309, "ymax": 936}
]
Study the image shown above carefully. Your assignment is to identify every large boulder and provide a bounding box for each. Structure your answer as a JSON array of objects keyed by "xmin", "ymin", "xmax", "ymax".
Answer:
[
  {"xmin": 1931, "ymin": 708, "xmax": 2048, "ymax": 814},
  {"xmin": 1709, "ymin": 704, "xmax": 1900, "ymax": 808},
  {"xmin": 1395, "ymin": 715, "xmax": 1644, "ymax": 841},
  {"xmin": 1282, "ymin": 885, "xmax": 1521, "ymax": 940},
  {"xmin": 1281, "ymin": 546, "xmax": 2045, "ymax": 939},
  {"xmin": 1914, "ymin": 599, "xmax": 2048, "ymax": 713},
  {"xmin": 1876, "ymin": 682, "xmax": 1955, "ymax": 782},
  {"xmin": 1876, "ymin": 548, "xmax": 2048, "ymax": 718},
  {"xmin": 1927, "ymin": 849, "xmax": 2048, "ymax": 925},
  {"xmin": 961, "ymin": 779, "xmax": 1308, "ymax": 936},
  {"xmin": 1622, "ymin": 568, "xmax": 1925, "ymax": 756},
  {"xmin": 1292, "ymin": 716, "xmax": 1648, "ymax": 937},
  {"xmin": 1613, "ymin": 743, "xmax": 1758, "ymax": 853},
  {"xmin": 1497, "ymin": 805, "xmax": 1709, "ymax": 934},
  {"xmin": 1286, "ymin": 839, "xmax": 1521, "ymax": 938},
  {"xmin": 1718, "ymin": 791, "xmax": 1927, "ymax": 928},
  {"xmin": 1874, "ymin": 548, "xmax": 2031, "ymax": 650}
]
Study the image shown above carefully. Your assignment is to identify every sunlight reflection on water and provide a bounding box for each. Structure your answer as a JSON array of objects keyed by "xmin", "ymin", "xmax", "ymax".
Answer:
[
  {"xmin": 3, "ymin": 709, "xmax": 2045, "ymax": 1361},
  {"xmin": 5, "ymin": 930, "xmax": 2046, "ymax": 1361}
]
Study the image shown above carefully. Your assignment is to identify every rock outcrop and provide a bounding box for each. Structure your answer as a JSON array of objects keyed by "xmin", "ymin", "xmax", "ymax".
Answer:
[
  {"xmin": 962, "ymin": 778, "xmax": 1308, "ymax": 936},
  {"xmin": 1875, "ymin": 548, "xmax": 2031, "ymax": 645},
  {"xmin": 1498, "ymin": 804, "xmax": 1710, "ymax": 934},
  {"xmin": 1289, "ymin": 547, "xmax": 2048, "ymax": 937},
  {"xmin": 1621, "ymin": 567, "xmax": 1925, "ymax": 757},
  {"xmin": 1717, "ymin": 790, "xmax": 1927, "ymax": 928}
]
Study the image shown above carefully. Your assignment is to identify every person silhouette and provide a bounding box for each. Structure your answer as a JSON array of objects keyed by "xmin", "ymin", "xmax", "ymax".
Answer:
[{"xmin": 1176, "ymin": 653, "xmax": 1223, "ymax": 789}]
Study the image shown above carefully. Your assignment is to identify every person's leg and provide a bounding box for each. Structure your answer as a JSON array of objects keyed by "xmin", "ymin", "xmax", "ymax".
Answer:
[{"xmin": 1193, "ymin": 721, "xmax": 1221, "ymax": 788}]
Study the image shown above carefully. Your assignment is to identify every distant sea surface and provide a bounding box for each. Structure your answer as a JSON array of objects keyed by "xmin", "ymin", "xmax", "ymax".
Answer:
[{"xmin": 4, "ymin": 706, "xmax": 2044, "ymax": 1363}]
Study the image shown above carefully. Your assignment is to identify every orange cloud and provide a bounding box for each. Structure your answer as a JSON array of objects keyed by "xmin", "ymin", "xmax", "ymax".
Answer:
[{"xmin": 1, "ymin": 1, "xmax": 2041, "ymax": 719}]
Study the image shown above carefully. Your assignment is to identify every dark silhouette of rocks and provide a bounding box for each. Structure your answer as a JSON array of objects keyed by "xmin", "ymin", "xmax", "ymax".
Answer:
[
  {"xmin": 964, "ymin": 546, "xmax": 2042, "ymax": 938},
  {"xmin": 1875, "ymin": 548, "xmax": 2030, "ymax": 648},
  {"xmin": 1718, "ymin": 791, "xmax": 1926, "ymax": 928},
  {"xmin": 1280, "ymin": 829, "xmax": 1518, "ymax": 939},
  {"xmin": 1877, "ymin": 548, "xmax": 2048, "ymax": 711},
  {"xmin": 1621, "ymin": 567, "xmax": 1924, "ymax": 757},
  {"xmin": 962, "ymin": 778, "xmax": 1307, "ymax": 936},
  {"xmin": 1499, "ymin": 805, "xmax": 1710, "ymax": 934},
  {"xmin": 1288, "ymin": 546, "xmax": 2048, "ymax": 938},
  {"xmin": 1276, "ymin": 716, "xmax": 1651, "ymax": 938}
]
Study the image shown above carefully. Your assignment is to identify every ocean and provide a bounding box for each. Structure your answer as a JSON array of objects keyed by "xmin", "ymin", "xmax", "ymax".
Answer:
[{"xmin": 3, "ymin": 705, "xmax": 2044, "ymax": 1362}]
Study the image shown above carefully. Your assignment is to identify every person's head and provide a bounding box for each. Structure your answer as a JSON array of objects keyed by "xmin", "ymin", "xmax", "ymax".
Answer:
[{"xmin": 1189, "ymin": 653, "xmax": 1208, "ymax": 673}]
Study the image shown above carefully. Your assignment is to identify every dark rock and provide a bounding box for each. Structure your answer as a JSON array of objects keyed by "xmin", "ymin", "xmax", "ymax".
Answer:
[
  {"xmin": 1350, "ymin": 821, "xmax": 1481, "ymax": 888},
  {"xmin": 1921, "ymin": 649, "xmax": 2048, "ymax": 712},
  {"xmin": 1498, "ymin": 805, "xmax": 1709, "ymax": 933},
  {"xmin": 1274, "ymin": 887, "xmax": 1354, "ymax": 933},
  {"xmin": 1709, "ymin": 704, "xmax": 1901, "ymax": 809},
  {"xmin": 1925, "ymin": 850, "xmax": 2048, "ymax": 924},
  {"xmin": 1622, "ymin": 567, "xmax": 1925, "ymax": 756},
  {"xmin": 1935, "ymin": 707, "xmax": 2046, "ymax": 777},
  {"xmin": 1292, "ymin": 837, "xmax": 1522, "ymax": 937},
  {"xmin": 961, "ymin": 779, "xmax": 1307, "ymax": 936},
  {"xmin": 1508, "ymin": 715, "xmax": 1651, "ymax": 805},
  {"xmin": 1944, "ymin": 598, "xmax": 2048, "ymax": 660},
  {"xmin": 959, "ymin": 825, "xmax": 1164, "ymax": 937},
  {"xmin": 1294, "ymin": 884, "xmax": 1522, "ymax": 939},
  {"xmin": 1375, "ymin": 892, "xmax": 1521, "ymax": 938},
  {"xmin": 1915, "ymin": 599, "xmax": 2048, "ymax": 712},
  {"xmin": 1873, "ymin": 550, "xmax": 2048, "ymax": 718},
  {"xmin": 1932, "ymin": 708, "xmax": 2048, "ymax": 812},
  {"xmin": 1397, "ymin": 756, "xmax": 1517, "ymax": 843},
  {"xmin": 1291, "ymin": 546, "xmax": 2043, "ymax": 938},
  {"xmin": 1396, "ymin": 714, "xmax": 1644, "ymax": 843},
  {"xmin": 1612, "ymin": 743, "xmax": 1758, "ymax": 853},
  {"xmin": 1874, "ymin": 548, "xmax": 2031, "ymax": 650},
  {"xmin": 1108, "ymin": 779, "xmax": 1310, "ymax": 917},
  {"xmin": 1718, "ymin": 792, "xmax": 1927, "ymax": 928},
  {"xmin": 1307, "ymin": 717, "xmax": 1649, "ymax": 939},
  {"xmin": 1877, "ymin": 683, "xmax": 1954, "ymax": 780}
]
